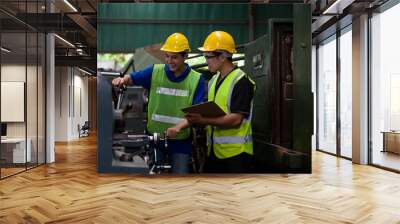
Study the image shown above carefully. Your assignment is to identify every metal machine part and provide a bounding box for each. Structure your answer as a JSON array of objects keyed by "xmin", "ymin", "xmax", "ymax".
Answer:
[
  {"xmin": 191, "ymin": 126, "xmax": 207, "ymax": 173},
  {"xmin": 116, "ymin": 85, "xmax": 126, "ymax": 110},
  {"xmin": 113, "ymin": 132, "xmax": 171, "ymax": 174},
  {"xmin": 98, "ymin": 71, "xmax": 207, "ymax": 174},
  {"xmin": 112, "ymin": 84, "xmax": 171, "ymax": 174}
]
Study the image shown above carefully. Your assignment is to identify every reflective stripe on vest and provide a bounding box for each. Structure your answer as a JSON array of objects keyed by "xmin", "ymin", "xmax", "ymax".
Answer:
[
  {"xmin": 152, "ymin": 113, "xmax": 184, "ymax": 124},
  {"xmin": 208, "ymin": 75, "xmax": 217, "ymax": 93},
  {"xmin": 226, "ymin": 70, "xmax": 245, "ymax": 113},
  {"xmin": 156, "ymin": 87, "xmax": 189, "ymax": 97},
  {"xmin": 213, "ymin": 135, "xmax": 252, "ymax": 144}
]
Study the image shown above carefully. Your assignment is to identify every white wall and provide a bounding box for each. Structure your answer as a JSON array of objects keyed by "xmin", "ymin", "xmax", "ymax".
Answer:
[
  {"xmin": 55, "ymin": 67, "xmax": 69, "ymax": 141},
  {"xmin": 55, "ymin": 66, "xmax": 89, "ymax": 141},
  {"xmin": 1, "ymin": 65, "xmax": 36, "ymax": 138},
  {"xmin": 1, "ymin": 64, "xmax": 26, "ymax": 81},
  {"xmin": 1, "ymin": 63, "xmax": 46, "ymax": 164},
  {"xmin": 1, "ymin": 65, "xmax": 26, "ymax": 140}
]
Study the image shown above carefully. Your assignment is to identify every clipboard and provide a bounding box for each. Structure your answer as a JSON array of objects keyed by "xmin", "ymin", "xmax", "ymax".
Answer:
[{"xmin": 182, "ymin": 101, "xmax": 226, "ymax": 117}]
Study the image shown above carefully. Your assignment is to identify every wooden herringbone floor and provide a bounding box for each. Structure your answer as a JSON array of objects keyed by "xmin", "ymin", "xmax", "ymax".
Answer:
[{"xmin": 1, "ymin": 135, "xmax": 400, "ymax": 224}]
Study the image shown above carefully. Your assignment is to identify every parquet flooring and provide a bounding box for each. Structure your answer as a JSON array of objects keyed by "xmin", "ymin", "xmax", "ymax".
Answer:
[
  {"xmin": 1, "ymin": 167, "xmax": 25, "ymax": 178},
  {"xmin": 1, "ymin": 135, "xmax": 399, "ymax": 223}
]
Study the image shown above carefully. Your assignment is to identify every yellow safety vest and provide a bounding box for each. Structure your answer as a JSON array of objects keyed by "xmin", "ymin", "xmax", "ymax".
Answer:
[{"xmin": 207, "ymin": 68, "xmax": 255, "ymax": 159}]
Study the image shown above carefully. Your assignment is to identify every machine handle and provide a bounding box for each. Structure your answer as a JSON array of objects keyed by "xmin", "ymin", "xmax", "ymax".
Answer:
[
  {"xmin": 115, "ymin": 85, "xmax": 127, "ymax": 110},
  {"xmin": 163, "ymin": 131, "xmax": 168, "ymax": 148}
]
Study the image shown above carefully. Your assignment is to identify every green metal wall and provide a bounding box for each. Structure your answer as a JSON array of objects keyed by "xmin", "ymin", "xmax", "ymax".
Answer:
[
  {"xmin": 98, "ymin": 3, "xmax": 294, "ymax": 53},
  {"xmin": 98, "ymin": 3, "xmax": 249, "ymax": 53},
  {"xmin": 253, "ymin": 4, "xmax": 293, "ymax": 39},
  {"xmin": 293, "ymin": 4, "xmax": 313, "ymax": 155}
]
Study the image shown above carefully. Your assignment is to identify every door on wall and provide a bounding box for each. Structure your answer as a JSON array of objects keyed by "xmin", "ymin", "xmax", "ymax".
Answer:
[
  {"xmin": 244, "ymin": 28, "xmax": 294, "ymax": 147},
  {"xmin": 270, "ymin": 23, "xmax": 294, "ymax": 149},
  {"xmin": 243, "ymin": 23, "xmax": 299, "ymax": 172}
]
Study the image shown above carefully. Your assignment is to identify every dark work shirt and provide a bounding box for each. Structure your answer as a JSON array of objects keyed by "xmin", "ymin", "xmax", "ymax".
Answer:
[
  {"xmin": 230, "ymin": 78, "xmax": 254, "ymax": 118},
  {"xmin": 214, "ymin": 68, "xmax": 254, "ymax": 119}
]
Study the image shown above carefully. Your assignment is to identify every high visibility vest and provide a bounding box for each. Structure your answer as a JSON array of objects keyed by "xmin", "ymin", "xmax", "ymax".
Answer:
[
  {"xmin": 147, "ymin": 64, "xmax": 201, "ymax": 139},
  {"xmin": 207, "ymin": 68, "xmax": 255, "ymax": 159}
]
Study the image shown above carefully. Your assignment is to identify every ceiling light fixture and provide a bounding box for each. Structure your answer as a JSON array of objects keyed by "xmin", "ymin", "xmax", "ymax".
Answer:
[
  {"xmin": 54, "ymin": 34, "xmax": 75, "ymax": 48},
  {"xmin": 76, "ymin": 48, "xmax": 85, "ymax": 55},
  {"xmin": 78, "ymin": 67, "xmax": 92, "ymax": 76},
  {"xmin": 322, "ymin": 0, "xmax": 354, "ymax": 15},
  {"xmin": 1, "ymin": 47, "xmax": 11, "ymax": 53},
  {"xmin": 63, "ymin": 0, "xmax": 78, "ymax": 12}
]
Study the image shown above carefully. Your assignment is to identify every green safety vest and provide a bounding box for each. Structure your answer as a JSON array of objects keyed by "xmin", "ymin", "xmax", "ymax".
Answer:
[
  {"xmin": 147, "ymin": 64, "xmax": 201, "ymax": 140},
  {"xmin": 207, "ymin": 68, "xmax": 256, "ymax": 159}
]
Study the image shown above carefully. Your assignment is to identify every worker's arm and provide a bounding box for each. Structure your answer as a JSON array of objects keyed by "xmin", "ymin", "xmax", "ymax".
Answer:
[
  {"xmin": 166, "ymin": 119, "xmax": 190, "ymax": 138},
  {"xmin": 112, "ymin": 74, "xmax": 133, "ymax": 86},
  {"xmin": 185, "ymin": 112, "xmax": 244, "ymax": 128},
  {"xmin": 112, "ymin": 66, "xmax": 154, "ymax": 88}
]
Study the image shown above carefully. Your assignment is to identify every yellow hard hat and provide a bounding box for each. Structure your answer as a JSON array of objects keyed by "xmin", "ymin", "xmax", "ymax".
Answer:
[
  {"xmin": 160, "ymin": 33, "xmax": 191, "ymax": 53},
  {"xmin": 198, "ymin": 31, "xmax": 237, "ymax": 54}
]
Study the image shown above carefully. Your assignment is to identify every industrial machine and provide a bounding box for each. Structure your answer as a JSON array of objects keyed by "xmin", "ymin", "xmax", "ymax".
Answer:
[
  {"xmin": 112, "ymin": 74, "xmax": 172, "ymax": 174},
  {"xmin": 97, "ymin": 71, "xmax": 206, "ymax": 174}
]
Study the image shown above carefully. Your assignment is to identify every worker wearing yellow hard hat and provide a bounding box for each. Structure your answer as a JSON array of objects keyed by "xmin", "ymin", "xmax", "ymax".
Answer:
[
  {"xmin": 197, "ymin": 30, "xmax": 237, "ymax": 54},
  {"xmin": 160, "ymin": 32, "xmax": 191, "ymax": 52},
  {"xmin": 185, "ymin": 31, "xmax": 256, "ymax": 173},
  {"xmin": 113, "ymin": 32, "xmax": 206, "ymax": 174}
]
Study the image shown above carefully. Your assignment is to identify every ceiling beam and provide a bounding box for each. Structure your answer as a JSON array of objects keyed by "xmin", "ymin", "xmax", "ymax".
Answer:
[
  {"xmin": 55, "ymin": 55, "xmax": 96, "ymax": 71},
  {"xmin": 67, "ymin": 13, "xmax": 97, "ymax": 46},
  {"xmin": 322, "ymin": 0, "xmax": 355, "ymax": 14}
]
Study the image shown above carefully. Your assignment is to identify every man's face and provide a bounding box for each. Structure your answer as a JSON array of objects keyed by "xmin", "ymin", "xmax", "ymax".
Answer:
[
  {"xmin": 204, "ymin": 52, "xmax": 222, "ymax": 73},
  {"xmin": 165, "ymin": 52, "xmax": 185, "ymax": 72}
]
